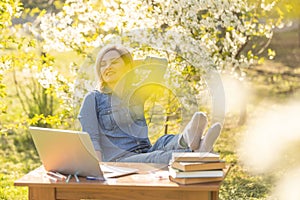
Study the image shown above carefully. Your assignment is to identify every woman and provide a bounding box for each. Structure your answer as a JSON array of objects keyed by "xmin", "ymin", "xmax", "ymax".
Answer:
[{"xmin": 78, "ymin": 44, "xmax": 221, "ymax": 164}]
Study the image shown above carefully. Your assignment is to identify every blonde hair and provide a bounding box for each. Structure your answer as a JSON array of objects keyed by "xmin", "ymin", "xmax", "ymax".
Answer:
[{"xmin": 95, "ymin": 44, "xmax": 133, "ymax": 92}]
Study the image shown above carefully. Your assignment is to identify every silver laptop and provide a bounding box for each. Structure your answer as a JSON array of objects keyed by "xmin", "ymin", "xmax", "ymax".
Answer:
[{"xmin": 29, "ymin": 127, "xmax": 138, "ymax": 179}]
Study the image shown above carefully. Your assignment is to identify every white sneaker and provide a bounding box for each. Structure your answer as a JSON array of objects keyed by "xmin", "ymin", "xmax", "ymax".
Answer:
[
  {"xmin": 182, "ymin": 112, "xmax": 208, "ymax": 150},
  {"xmin": 197, "ymin": 122, "xmax": 222, "ymax": 152}
]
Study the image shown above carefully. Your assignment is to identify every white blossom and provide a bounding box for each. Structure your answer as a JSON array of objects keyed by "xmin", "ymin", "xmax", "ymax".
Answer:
[
  {"xmin": 0, "ymin": 60, "xmax": 12, "ymax": 75},
  {"xmin": 35, "ymin": 0, "xmax": 278, "ymax": 112}
]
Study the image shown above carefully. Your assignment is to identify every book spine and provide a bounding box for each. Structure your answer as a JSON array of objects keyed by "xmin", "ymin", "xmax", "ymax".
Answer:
[
  {"xmin": 169, "ymin": 176, "xmax": 223, "ymax": 185},
  {"xmin": 171, "ymin": 162, "xmax": 225, "ymax": 172},
  {"xmin": 169, "ymin": 169, "xmax": 223, "ymax": 178}
]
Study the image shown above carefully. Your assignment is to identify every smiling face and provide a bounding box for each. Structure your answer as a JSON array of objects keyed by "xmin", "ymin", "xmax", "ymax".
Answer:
[{"xmin": 99, "ymin": 50, "xmax": 131, "ymax": 89}]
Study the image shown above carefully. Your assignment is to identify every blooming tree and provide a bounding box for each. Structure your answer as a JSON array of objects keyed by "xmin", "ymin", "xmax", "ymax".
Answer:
[
  {"xmin": 38, "ymin": 0, "xmax": 281, "ymax": 67},
  {"xmin": 27, "ymin": 0, "xmax": 280, "ymax": 127},
  {"xmin": 0, "ymin": 0, "xmax": 22, "ymax": 115},
  {"xmin": 1, "ymin": 0, "xmax": 286, "ymax": 131}
]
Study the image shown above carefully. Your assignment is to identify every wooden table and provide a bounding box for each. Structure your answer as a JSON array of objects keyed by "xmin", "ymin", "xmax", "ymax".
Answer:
[{"xmin": 14, "ymin": 162, "xmax": 224, "ymax": 200}]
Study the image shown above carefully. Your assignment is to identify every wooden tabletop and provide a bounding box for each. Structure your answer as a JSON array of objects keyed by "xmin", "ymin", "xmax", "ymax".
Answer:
[{"xmin": 14, "ymin": 162, "xmax": 223, "ymax": 191}]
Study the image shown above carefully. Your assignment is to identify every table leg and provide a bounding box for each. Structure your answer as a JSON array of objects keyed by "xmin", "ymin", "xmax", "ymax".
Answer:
[
  {"xmin": 211, "ymin": 191, "xmax": 219, "ymax": 200},
  {"xmin": 29, "ymin": 187, "xmax": 56, "ymax": 200}
]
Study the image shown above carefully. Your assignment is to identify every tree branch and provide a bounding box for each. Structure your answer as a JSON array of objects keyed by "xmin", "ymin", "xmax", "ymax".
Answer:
[
  {"xmin": 235, "ymin": 36, "xmax": 250, "ymax": 59},
  {"xmin": 12, "ymin": 67, "xmax": 28, "ymax": 114}
]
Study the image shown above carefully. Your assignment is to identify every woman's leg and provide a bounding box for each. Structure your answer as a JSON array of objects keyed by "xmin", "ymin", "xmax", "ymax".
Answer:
[
  {"xmin": 148, "ymin": 134, "xmax": 182, "ymax": 151},
  {"xmin": 116, "ymin": 149, "xmax": 183, "ymax": 164},
  {"xmin": 147, "ymin": 112, "xmax": 208, "ymax": 152},
  {"xmin": 148, "ymin": 115, "xmax": 221, "ymax": 153},
  {"xmin": 116, "ymin": 135, "xmax": 189, "ymax": 164},
  {"xmin": 116, "ymin": 123, "xmax": 222, "ymax": 164}
]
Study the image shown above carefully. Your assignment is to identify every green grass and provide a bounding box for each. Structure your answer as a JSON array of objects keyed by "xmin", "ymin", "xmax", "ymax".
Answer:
[
  {"xmin": 0, "ymin": 133, "xmax": 41, "ymax": 200},
  {"xmin": 0, "ymin": 157, "xmax": 28, "ymax": 200}
]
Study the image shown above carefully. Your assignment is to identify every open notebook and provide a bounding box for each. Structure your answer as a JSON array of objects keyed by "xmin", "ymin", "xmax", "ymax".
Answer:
[{"xmin": 29, "ymin": 127, "xmax": 138, "ymax": 179}]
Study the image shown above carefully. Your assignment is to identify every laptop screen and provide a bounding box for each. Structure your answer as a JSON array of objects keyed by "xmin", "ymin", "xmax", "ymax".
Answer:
[{"xmin": 29, "ymin": 127, "xmax": 104, "ymax": 178}]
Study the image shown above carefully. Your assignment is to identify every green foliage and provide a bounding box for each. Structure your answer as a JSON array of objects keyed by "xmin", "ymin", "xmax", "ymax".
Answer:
[
  {"xmin": 265, "ymin": 0, "xmax": 300, "ymax": 19},
  {"xmin": 0, "ymin": 0, "xmax": 22, "ymax": 115},
  {"xmin": 0, "ymin": 130, "xmax": 41, "ymax": 200}
]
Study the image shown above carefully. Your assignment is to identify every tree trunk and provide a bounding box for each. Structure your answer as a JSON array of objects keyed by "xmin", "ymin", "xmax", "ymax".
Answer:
[{"xmin": 298, "ymin": 17, "xmax": 300, "ymax": 48}]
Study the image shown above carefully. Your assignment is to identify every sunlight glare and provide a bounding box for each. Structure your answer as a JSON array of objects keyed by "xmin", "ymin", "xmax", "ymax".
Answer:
[{"xmin": 238, "ymin": 101, "xmax": 300, "ymax": 173}]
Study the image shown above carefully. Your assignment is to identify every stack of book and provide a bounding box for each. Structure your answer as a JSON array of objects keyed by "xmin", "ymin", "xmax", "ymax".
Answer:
[{"xmin": 169, "ymin": 152, "xmax": 226, "ymax": 185}]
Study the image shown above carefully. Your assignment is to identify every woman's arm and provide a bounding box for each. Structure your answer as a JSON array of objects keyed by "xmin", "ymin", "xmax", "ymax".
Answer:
[
  {"xmin": 130, "ymin": 57, "xmax": 168, "ymax": 104},
  {"xmin": 78, "ymin": 92, "xmax": 103, "ymax": 161}
]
